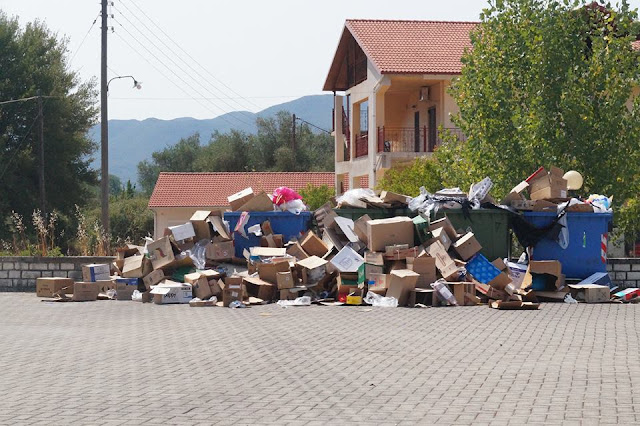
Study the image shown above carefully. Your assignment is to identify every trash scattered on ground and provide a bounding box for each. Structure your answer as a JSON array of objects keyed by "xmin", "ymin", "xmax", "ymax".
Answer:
[{"xmin": 34, "ymin": 171, "xmax": 630, "ymax": 311}]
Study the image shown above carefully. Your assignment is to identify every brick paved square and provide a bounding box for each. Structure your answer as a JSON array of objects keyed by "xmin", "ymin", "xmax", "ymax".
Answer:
[{"xmin": 1, "ymin": 293, "xmax": 640, "ymax": 424}]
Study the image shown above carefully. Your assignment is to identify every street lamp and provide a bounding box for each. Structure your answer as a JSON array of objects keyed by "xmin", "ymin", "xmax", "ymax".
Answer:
[{"xmin": 100, "ymin": 74, "xmax": 141, "ymax": 237}]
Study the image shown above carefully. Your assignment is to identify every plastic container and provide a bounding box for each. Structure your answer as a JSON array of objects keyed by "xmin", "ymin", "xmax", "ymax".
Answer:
[
  {"xmin": 432, "ymin": 209, "xmax": 511, "ymax": 261},
  {"xmin": 224, "ymin": 211, "xmax": 312, "ymax": 258},
  {"xmin": 333, "ymin": 208, "xmax": 413, "ymax": 221},
  {"xmin": 523, "ymin": 212, "xmax": 613, "ymax": 279}
]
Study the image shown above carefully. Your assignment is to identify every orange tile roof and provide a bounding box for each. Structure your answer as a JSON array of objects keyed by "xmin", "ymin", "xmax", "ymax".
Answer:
[
  {"xmin": 633, "ymin": 40, "xmax": 640, "ymax": 51},
  {"xmin": 148, "ymin": 172, "xmax": 335, "ymax": 208},
  {"xmin": 347, "ymin": 19, "xmax": 476, "ymax": 75}
]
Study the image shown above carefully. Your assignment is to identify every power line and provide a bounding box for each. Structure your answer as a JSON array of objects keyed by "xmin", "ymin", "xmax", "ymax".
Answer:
[
  {"xmin": 112, "ymin": 14, "xmax": 254, "ymax": 128},
  {"xmin": 68, "ymin": 12, "xmax": 100, "ymax": 67},
  {"xmin": 0, "ymin": 114, "xmax": 41, "ymax": 182},
  {"xmin": 117, "ymin": 0, "xmax": 258, "ymax": 117},
  {"xmin": 0, "ymin": 95, "xmax": 59, "ymax": 106},
  {"xmin": 295, "ymin": 116, "xmax": 331, "ymax": 134},
  {"xmin": 123, "ymin": 0, "xmax": 262, "ymax": 111},
  {"xmin": 112, "ymin": 29, "xmax": 243, "ymax": 129}
]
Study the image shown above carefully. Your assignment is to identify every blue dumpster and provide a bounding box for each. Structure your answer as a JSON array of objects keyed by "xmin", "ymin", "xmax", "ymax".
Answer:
[
  {"xmin": 224, "ymin": 211, "xmax": 313, "ymax": 258},
  {"xmin": 523, "ymin": 212, "xmax": 613, "ymax": 279}
]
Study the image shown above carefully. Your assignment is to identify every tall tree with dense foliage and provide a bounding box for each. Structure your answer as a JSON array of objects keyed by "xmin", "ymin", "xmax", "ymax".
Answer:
[
  {"xmin": 437, "ymin": 0, "xmax": 640, "ymax": 203},
  {"xmin": 0, "ymin": 13, "xmax": 98, "ymax": 237}
]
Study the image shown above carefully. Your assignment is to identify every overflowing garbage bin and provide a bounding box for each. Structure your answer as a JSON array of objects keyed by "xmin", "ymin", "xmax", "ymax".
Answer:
[
  {"xmin": 224, "ymin": 211, "xmax": 313, "ymax": 259},
  {"xmin": 523, "ymin": 212, "xmax": 613, "ymax": 279}
]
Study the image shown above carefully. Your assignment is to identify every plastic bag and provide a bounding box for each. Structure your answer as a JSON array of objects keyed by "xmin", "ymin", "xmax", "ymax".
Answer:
[
  {"xmin": 280, "ymin": 199, "xmax": 307, "ymax": 215},
  {"xmin": 564, "ymin": 293, "xmax": 578, "ymax": 304},
  {"xmin": 185, "ymin": 239, "xmax": 209, "ymax": 270},
  {"xmin": 468, "ymin": 177, "xmax": 493, "ymax": 209},
  {"xmin": 431, "ymin": 280, "xmax": 458, "ymax": 306},
  {"xmin": 131, "ymin": 290, "xmax": 142, "ymax": 302},
  {"xmin": 276, "ymin": 296, "xmax": 311, "ymax": 307},
  {"xmin": 586, "ymin": 194, "xmax": 613, "ymax": 213},
  {"xmin": 272, "ymin": 187, "xmax": 302, "ymax": 206},
  {"xmin": 363, "ymin": 291, "xmax": 398, "ymax": 307},
  {"xmin": 336, "ymin": 188, "xmax": 376, "ymax": 207},
  {"xmin": 229, "ymin": 300, "xmax": 246, "ymax": 309}
]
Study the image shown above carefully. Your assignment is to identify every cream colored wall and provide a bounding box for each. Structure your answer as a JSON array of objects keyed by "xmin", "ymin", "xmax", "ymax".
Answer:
[
  {"xmin": 627, "ymin": 86, "xmax": 640, "ymax": 110},
  {"xmin": 152, "ymin": 206, "xmax": 227, "ymax": 239}
]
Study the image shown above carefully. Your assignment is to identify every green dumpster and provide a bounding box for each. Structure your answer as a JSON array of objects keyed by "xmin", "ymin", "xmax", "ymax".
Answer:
[
  {"xmin": 333, "ymin": 208, "xmax": 414, "ymax": 221},
  {"xmin": 432, "ymin": 209, "xmax": 510, "ymax": 261}
]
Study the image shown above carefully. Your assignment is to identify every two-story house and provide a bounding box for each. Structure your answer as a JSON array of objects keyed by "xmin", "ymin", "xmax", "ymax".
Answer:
[{"xmin": 323, "ymin": 19, "xmax": 476, "ymax": 193}]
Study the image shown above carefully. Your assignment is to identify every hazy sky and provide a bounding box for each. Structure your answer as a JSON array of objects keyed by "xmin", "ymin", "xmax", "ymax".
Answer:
[{"xmin": 3, "ymin": 0, "xmax": 639, "ymax": 121}]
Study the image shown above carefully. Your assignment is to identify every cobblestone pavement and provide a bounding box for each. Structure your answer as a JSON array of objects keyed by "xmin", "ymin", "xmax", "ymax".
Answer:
[{"xmin": 1, "ymin": 293, "xmax": 640, "ymax": 425}]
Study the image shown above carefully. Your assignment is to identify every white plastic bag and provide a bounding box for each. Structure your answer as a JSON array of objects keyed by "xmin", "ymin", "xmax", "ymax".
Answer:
[
  {"xmin": 280, "ymin": 199, "xmax": 307, "ymax": 215},
  {"xmin": 336, "ymin": 188, "xmax": 376, "ymax": 207},
  {"xmin": 185, "ymin": 239, "xmax": 209, "ymax": 269},
  {"xmin": 276, "ymin": 296, "xmax": 311, "ymax": 307},
  {"xmin": 131, "ymin": 290, "xmax": 142, "ymax": 302},
  {"xmin": 363, "ymin": 291, "xmax": 398, "ymax": 308}
]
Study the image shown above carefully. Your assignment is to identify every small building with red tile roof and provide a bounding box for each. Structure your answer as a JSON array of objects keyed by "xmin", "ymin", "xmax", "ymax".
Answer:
[
  {"xmin": 148, "ymin": 172, "xmax": 334, "ymax": 238},
  {"xmin": 324, "ymin": 20, "xmax": 476, "ymax": 194}
]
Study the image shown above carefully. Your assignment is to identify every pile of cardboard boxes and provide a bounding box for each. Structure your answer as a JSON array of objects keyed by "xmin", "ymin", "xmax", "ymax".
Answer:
[{"xmin": 35, "ymin": 182, "xmax": 622, "ymax": 308}]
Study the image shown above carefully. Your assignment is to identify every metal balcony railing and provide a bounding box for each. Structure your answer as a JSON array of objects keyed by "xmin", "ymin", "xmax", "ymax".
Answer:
[{"xmin": 377, "ymin": 126, "xmax": 466, "ymax": 153}]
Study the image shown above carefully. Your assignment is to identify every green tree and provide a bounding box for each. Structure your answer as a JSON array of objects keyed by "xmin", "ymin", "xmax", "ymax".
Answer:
[
  {"xmin": 299, "ymin": 184, "xmax": 334, "ymax": 210},
  {"xmin": 109, "ymin": 175, "xmax": 123, "ymax": 196},
  {"xmin": 0, "ymin": 13, "xmax": 98, "ymax": 238},
  {"xmin": 437, "ymin": 0, "xmax": 640, "ymax": 203},
  {"xmin": 137, "ymin": 133, "xmax": 202, "ymax": 194},
  {"xmin": 195, "ymin": 130, "xmax": 251, "ymax": 172},
  {"xmin": 376, "ymin": 157, "xmax": 443, "ymax": 197}
]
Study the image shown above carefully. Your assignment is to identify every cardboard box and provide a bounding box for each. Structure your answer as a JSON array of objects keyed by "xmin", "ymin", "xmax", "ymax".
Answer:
[
  {"xmin": 511, "ymin": 199, "xmax": 536, "ymax": 211},
  {"xmin": 337, "ymin": 273, "xmax": 360, "ymax": 297},
  {"xmin": 260, "ymin": 234, "xmax": 284, "ymax": 248},
  {"xmin": 122, "ymin": 255, "xmax": 152, "ymax": 278},
  {"xmin": 147, "ymin": 237, "xmax": 175, "ymax": 270},
  {"xmin": 426, "ymin": 240, "xmax": 459, "ymax": 280},
  {"xmin": 168, "ymin": 222, "xmax": 196, "ymax": 243},
  {"xmin": 429, "ymin": 217, "xmax": 459, "ymax": 241},
  {"xmin": 115, "ymin": 278, "xmax": 139, "ymax": 301},
  {"xmin": 82, "ymin": 264, "xmax": 111, "ymax": 282},
  {"xmin": 577, "ymin": 272, "xmax": 612, "ymax": 288},
  {"xmin": 346, "ymin": 290, "xmax": 363, "ymax": 305},
  {"xmin": 96, "ymin": 279, "xmax": 116, "ymax": 294},
  {"xmin": 184, "ymin": 272, "xmax": 213, "ymax": 300},
  {"xmin": 279, "ymin": 288, "xmax": 298, "ymax": 301},
  {"xmin": 143, "ymin": 269, "xmax": 165, "ymax": 290},
  {"xmin": 367, "ymin": 217, "xmax": 414, "ymax": 252},
  {"xmin": 257, "ymin": 259, "xmax": 291, "ymax": 284},
  {"xmin": 36, "ymin": 277, "xmax": 74, "ymax": 297},
  {"xmin": 449, "ymin": 282, "xmax": 478, "ymax": 306},
  {"xmin": 286, "ymin": 242, "xmax": 309, "ymax": 260},
  {"xmin": 353, "ymin": 214, "xmax": 371, "ymax": 244},
  {"xmin": 530, "ymin": 186, "xmax": 568, "ymax": 201},
  {"xmin": 452, "ymin": 233, "xmax": 482, "ymax": 261},
  {"xmin": 237, "ymin": 191, "xmax": 273, "ymax": 212},
  {"xmin": 358, "ymin": 252, "xmax": 385, "ymax": 284},
  {"xmin": 380, "ymin": 191, "xmax": 408, "ymax": 205},
  {"xmin": 243, "ymin": 276, "xmax": 276, "ymax": 301},
  {"xmin": 150, "ymin": 281, "xmax": 193, "ymax": 304},
  {"xmin": 413, "ymin": 215, "xmax": 431, "ymax": 244},
  {"xmin": 277, "ymin": 271, "xmax": 294, "ymax": 290},
  {"xmin": 568, "ymin": 284, "xmax": 610, "ymax": 303},
  {"xmin": 205, "ymin": 241, "xmax": 234, "ymax": 261},
  {"xmin": 407, "ymin": 257, "xmax": 437, "ymax": 288},
  {"xmin": 522, "ymin": 261, "xmax": 563, "ymax": 290},
  {"xmin": 223, "ymin": 276, "xmax": 244, "ymax": 306},
  {"xmin": 367, "ymin": 273, "xmax": 390, "ymax": 294},
  {"xmin": 529, "ymin": 173, "xmax": 567, "ymax": 195},
  {"xmin": 387, "ymin": 269, "xmax": 419, "ymax": 307},
  {"xmin": 296, "ymin": 256, "xmax": 328, "ymax": 284},
  {"xmin": 228, "ymin": 187, "xmax": 254, "ymax": 211},
  {"xmin": 430, "ymin": 227, "xmax": 452, "ymax": 251},
  {"xmin": 250, "ymin": 247, "xmax": 287, "ymax": 258},
  {"xmin": 190, "ymin": 210, "xmax": 213, "ymax": 241},
  {"xmin": 300, "ymin": 231, "xmax": 329, "ymax": 257},
  {"xmin": 330, "ymin": 246, "xmax": 364, "ymax": 273},
  {"xmin": 72, "ymin": 282, "xmax": 100, "ymax": 301}
]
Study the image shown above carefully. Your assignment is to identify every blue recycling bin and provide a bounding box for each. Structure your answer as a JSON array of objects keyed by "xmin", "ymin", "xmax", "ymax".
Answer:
[
  {"xmin": 523, "ymin": 212, "xmax": 613, "ymax": 279},
  {"xmin": 224, "ymin": 211, "xmax": 313, "ymax": 258}
]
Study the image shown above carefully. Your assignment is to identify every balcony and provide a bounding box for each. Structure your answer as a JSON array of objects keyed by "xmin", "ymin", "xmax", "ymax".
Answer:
[
  {"xmin": 355, "ymin": 133, "xmax": 368, "ymax": 158},
  {"xmin": 377, "ymin": 126, "xmax": 466, "ymax": 153}
]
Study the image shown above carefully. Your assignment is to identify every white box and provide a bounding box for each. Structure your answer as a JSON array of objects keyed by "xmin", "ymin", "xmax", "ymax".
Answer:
[{"xmin": 150, "ymin": 281, "xmax": 193, "ymax": 304}]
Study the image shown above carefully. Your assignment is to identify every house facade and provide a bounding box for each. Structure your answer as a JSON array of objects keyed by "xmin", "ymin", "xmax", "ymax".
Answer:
[
  {"xmin": 324, "ymin": 20, "xmax": 476, "ymax": 193},
  {"xmin": 148, "ymin": 172, "xmax": 335, "ymax": 238}
]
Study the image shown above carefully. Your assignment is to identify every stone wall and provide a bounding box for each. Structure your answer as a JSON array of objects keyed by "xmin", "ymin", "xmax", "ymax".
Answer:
[
  {"xmin": 607, "ymin": 258, "xmax": 640, "ymax": 289},
  {"xmin": 0, "ymin": 256, "xmax": 115, "ymax": 292}
]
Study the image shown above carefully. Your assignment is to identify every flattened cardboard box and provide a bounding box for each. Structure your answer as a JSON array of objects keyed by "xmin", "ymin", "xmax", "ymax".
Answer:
[
  {"xmin": 36, "ymin": 277, "xmax": 74, "ymax": 297},
  {"xmin": 72, "ymin": 282, "xmax": 100, "ymax": 301},
  {"xmin": 366, "ymin": 217, "xmax": 414, "ymax": 252},
  {"xmin": 82, "ymin": 264, "xmax": 111, "ymax": 282}
]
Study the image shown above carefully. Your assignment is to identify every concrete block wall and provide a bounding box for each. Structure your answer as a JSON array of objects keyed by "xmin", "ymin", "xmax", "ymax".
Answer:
[
  {"xmin": 607, "ymin": 258, "xmax": 640, "ymax": 289},
  {"xmin": 0, "ymin": 256, "xmax": 115, "ymax": 291}
]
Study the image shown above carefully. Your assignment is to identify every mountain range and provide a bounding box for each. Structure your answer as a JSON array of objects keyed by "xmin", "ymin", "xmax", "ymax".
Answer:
[{"xmin": 88, "ymin": 94, "xmax": 334, "ymax": 184}]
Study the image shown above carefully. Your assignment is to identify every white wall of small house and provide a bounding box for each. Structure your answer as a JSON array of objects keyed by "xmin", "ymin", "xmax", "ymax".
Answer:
[{"xmin": 151, "ymin": 206, "xmax": 227, "ymax": 239}]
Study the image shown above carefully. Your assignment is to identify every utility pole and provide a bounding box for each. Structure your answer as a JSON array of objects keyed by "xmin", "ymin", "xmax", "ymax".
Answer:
[
  {"xmin": 291, "ymin": 113, "xmax": 297, "ymax": 153},
  {"xmin": 37, "ymin": 90, "xmax": 45, "ymax": 215},
  {"xmin": 100, "ymin": 0, "xmax": 109, "ymax": 234}
]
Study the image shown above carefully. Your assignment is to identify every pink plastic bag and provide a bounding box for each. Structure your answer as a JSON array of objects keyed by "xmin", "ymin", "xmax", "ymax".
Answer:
[{"xmin": 272, "ymin": 187, "xmax": 302, "ymax": 206}]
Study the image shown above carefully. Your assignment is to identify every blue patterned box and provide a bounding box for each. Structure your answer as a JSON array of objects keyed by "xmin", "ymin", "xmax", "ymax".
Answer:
[{"xmin": 466, "ymin": 254, "xmax": 500, "ymax": 284}]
